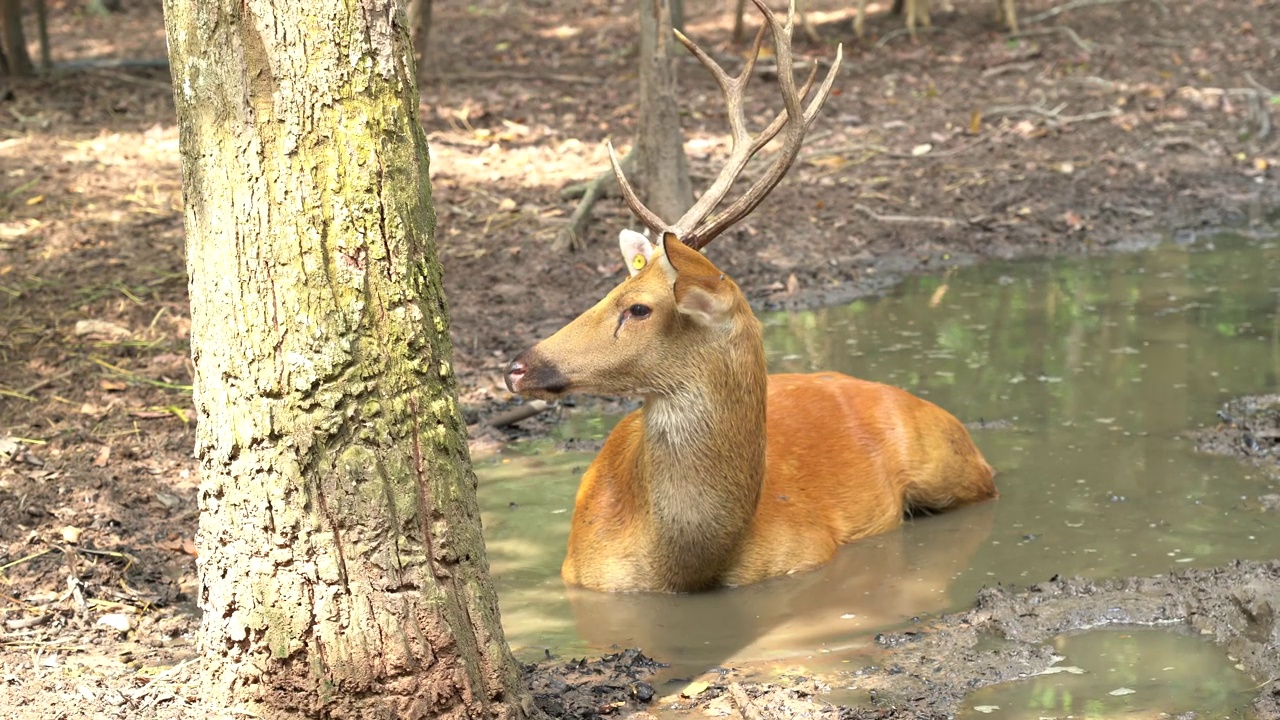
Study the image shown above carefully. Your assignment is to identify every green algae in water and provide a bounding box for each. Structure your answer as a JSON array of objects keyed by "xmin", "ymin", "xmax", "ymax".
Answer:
[{"xmin": 958, "ymin": 627, "xmax": 1256, "ymax": 719}]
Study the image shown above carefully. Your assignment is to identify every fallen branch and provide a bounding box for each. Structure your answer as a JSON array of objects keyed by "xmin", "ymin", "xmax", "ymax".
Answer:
[
  {"xmin": 425, "ymin": 70, "xmax": 602, "ymax": 85},
  {"xmin": 874, "ymin": 24, "xmax": 945, "ymax": 50},
  {"xmin": 487, "ymin": 400, "xmax": 554, "ymax": 428},
  {"xmin": 1010, "ymin": 26, "xmax": 1094, "ymax": 53},
  {"xmin": 854, "ymin": 204, "xmax": 962, "ymax": 227},
  {"xmin": 1024, "ymin": 0, "xmax": 1136, "ymax": 24},
  {"xmin": 553, "ymin": 146, "xmax": 637, "ymax": 253}
]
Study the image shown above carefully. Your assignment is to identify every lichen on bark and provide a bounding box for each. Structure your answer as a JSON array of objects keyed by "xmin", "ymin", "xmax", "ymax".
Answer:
[{"xmin": 162, "ymin": 1, "xmax": 533, "ymax": 717}]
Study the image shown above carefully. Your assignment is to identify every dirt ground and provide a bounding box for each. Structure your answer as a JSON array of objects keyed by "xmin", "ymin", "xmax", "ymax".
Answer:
[{"xmin": 1, "ymin": 0, "xmax": 1278, "ymax": 717}]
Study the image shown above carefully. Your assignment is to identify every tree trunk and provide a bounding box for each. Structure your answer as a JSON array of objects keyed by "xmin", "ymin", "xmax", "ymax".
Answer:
[
  {"xmin": 1, "ymin": 0, "xmax": 33, "ymax": 76},
  {"xmin": 161, "ymin": 1, "xmax": 535, "ymax": 717},
  {"xmin": 408, "ymin": 0, "xmax": 432, "ymax": 81},
  {"xmin": 636, "ymin": 0, "xmax": 692, "ymax": 224}
]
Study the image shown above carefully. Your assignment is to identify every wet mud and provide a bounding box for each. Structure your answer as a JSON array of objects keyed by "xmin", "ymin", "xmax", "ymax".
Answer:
[
  {"xmin": 527, "ymin": 561, "xmax": 1280, "ymax": 719},
  {"xmin": 1192, "ymin": 394, "xmax": 1280, "ymax": 482}
]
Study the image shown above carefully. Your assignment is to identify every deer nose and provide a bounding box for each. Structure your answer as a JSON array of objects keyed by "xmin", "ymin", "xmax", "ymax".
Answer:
[{"xmin": 504, "ymin": 359, "xmax": 526, "ymax": 393}]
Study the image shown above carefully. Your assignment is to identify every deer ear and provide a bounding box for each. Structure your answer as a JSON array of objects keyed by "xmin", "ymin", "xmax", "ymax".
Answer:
[
  {"xmin": 619, "ymin": 229, "xmax": 655, "ymax": 277},
  {"xmin": 658, "ymin": 234, "xmax": 734, "ymax": 325},
  {"xmin": 674, "ymin": 277, "xmax": 734, "ymax": 326}
]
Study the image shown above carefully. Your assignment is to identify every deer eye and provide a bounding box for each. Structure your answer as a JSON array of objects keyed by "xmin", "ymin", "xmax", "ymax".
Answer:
[{"xmin": 627, "ymin": 304, "xmax": 652, "ymax": 319}]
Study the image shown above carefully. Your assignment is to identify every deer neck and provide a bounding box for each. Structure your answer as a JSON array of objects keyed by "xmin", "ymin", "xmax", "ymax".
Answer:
[{"xmin": 637, "ymin": 320, "xmax": 768, "ymax": 590}]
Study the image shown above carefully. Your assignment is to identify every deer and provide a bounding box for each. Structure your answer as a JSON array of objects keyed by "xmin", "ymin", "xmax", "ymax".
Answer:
[{"xmin": 504, "ymin": 0, "xmax": 997, "ymax": 594}]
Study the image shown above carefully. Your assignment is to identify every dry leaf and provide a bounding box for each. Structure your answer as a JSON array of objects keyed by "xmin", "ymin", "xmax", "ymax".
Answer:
[
  {"xmin": 61, "ymin": 526, "xmax": 83, "ymax": 544},
  {"xmin": 785, "ymin": 273, "xmax": 800, "ymax": 296},
  {"xmin": 92, "ymin": 445, "xmax": 111, "ymax": 468}
]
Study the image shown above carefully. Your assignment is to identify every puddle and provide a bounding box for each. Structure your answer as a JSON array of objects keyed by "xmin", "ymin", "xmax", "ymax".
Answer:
[
  {"xmin": 476, "ymin": 232, "xmax": 1280, "ymax": 679},
  {"xmin": 955, "ymin": 628, "xmax": 1256, "ymax": 719}
]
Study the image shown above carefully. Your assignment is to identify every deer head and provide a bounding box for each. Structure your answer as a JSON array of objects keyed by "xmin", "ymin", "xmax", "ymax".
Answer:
[{"xmin": 505, "ymin": 0, "xmax": 842, "ymax": 400}]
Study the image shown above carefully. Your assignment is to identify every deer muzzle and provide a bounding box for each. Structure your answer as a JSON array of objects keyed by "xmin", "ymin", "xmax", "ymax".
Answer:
[{"xmin": 504, "ymin": 350, "xmax": 570, "ymax": 398}]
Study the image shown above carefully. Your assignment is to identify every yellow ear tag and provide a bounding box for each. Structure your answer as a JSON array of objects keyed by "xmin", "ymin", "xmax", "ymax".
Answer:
[{"xmin": 632, "ymin": 255, "xmax": 647, "ymax": 270}]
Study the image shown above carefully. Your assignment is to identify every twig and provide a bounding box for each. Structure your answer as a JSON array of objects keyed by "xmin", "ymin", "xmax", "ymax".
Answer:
[
  {"xmin": 487, "ymin": 400, "xmax": 553, "ymax": 428},
  {"xmin": 853, "ymin": 204, "xmax": 962, "ymax": 227},
  {"xmin": 981, "ymin": 61, "xmax": 1037, "ymax": 79},
  {"xmin": 426, "ymin": 70, "xmax": 602, "ymax": 85},
  {"xmin": 874, "ymin": 25, "xmax": 945, "ymax": 50},
  {"xmin": 127, "ymin": 657, "xmax": 203, "ymax": 700},
  {"xmin": 20, "ymin": 368, "xmax": 78, "ymax": 397},
  {"xmin": 1024, "ymin": 0, "xmax": 1135, "ymax": 24},
  {"xmin": 1244, "ymin": 73, "xmax": 1277, "ymax": 98},
  {"xmin": 1010, "ymin": 26, "xmax": 1094, "ymax": 53},
  {"xmin": 553, "ymin": 146, "xmax": 636, "ymax": 253},
  {"xmin": 82, "ymin": 67, "xmax": 174, "ymax": 91},
  {"xmin": 0, "ymin": 549, "xmax": 54, "ymax": 573},
  {"xmin": 987, "ymin": 101, "xmax": 1119, "ymax": 125}
]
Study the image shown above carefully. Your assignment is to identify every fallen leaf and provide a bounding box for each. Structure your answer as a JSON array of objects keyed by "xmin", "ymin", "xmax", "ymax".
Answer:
[
  {"xmin": 92, "ymin": 445, "xmax": 111, "ymax": 468},
  {"xmin": 100, "ymin": 380, "xmax": 128, "ymax": 391},
  {"xmin": 679, "ymin": 681, "xmax": 710, "ymax": 698},
  {"xmin": 61, "ymin": 526, "xmax": 83, "ymax": 544}
]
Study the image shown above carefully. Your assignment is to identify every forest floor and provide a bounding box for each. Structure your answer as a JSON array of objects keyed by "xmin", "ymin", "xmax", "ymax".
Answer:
[{"xmin": 0, "ymin": 0, "xmax": 1278, "ymax": 717}]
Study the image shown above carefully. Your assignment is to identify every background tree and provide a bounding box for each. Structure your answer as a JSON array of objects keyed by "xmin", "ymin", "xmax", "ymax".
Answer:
[
  {"xmin": 635, "ymin": 0, "xmax": 692, "ymax": 223},
  {"xmin": 161, "ymin": 1, "xmax": 535, "ymax": 717},
  {"xmin": 1, "ymin": 0, "xmax": 34, "ymax": 76}
]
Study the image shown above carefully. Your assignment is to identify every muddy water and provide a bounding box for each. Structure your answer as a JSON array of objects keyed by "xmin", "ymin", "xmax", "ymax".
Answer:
[
  {"xmin": 954, "ymin": 628, "xmax": 1256, "ymax": 719},
  {"xmin": 476, "ymin": 233, "xmax": 1280, "ymax": 685}
]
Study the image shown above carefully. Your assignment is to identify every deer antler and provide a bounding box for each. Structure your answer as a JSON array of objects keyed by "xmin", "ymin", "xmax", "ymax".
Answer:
[{"xmin": 608, "ymin": 0, "xmax": 843, "ymax": 251}]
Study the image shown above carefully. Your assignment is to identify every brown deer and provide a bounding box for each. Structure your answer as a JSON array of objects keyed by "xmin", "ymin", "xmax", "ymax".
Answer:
[{"xmin": 505, "ymin": 0, "xmax": 996, "ymax": 593}]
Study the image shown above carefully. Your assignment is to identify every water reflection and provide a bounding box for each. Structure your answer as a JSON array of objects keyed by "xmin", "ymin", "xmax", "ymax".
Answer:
[
  {"xmin": 955, "ymin": 628, "xmax": 1255, "ymax": 719},
  {"xmin": 478, "ymin": 233, "xmax": 1280, "ymax": 676}
]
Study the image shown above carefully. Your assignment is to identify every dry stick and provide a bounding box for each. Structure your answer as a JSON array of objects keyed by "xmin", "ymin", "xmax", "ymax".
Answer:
[
  {"xmin": 1010, "ymin": 26, "xmax": 1093, "ymax": 53},
  {"xmin": 854, "ymin": 203, "xmax": 961, "ymax": 227},
  {"xmin": 552, "ymin": 146, "xmax": 637, "ymax": 253}
]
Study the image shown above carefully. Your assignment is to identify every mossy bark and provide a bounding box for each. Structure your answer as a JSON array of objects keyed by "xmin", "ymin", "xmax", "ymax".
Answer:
[{"xmin": 162, "ymin": 1, "xmax": 533, "ymax": 717}]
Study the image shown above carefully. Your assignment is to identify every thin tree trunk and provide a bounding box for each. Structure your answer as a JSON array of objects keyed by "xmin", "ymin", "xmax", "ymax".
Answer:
[
  {"xmin": 161, "ymin": 1, "xmax": 535, "ymax": 717},
  {"xmin": 34, "ymin": 0, "xmax": 48, "ymax": 71},
  {"xmin": 636, "ymin": 0, "xmax": 693, "ymax": 224},
  {"xmin": 408, "ymin": 0, "xmax": 433, "ymax": 81},
  {"xmin": 1, "ymin": 0, "xmax": 33, "ymax": 76}
]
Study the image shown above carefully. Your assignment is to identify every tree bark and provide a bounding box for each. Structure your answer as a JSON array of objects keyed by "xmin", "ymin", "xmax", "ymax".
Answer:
[
  {"xmin": 1, "ymin": 0, "xmax": 33, "ymax": 76},
  {"xmin": 636, "ymin": 0, "xmax": 692, "ymax": 224},
  {"xmin": 161, "ymin": 1, "xmax": 535, "ymax": 717}
]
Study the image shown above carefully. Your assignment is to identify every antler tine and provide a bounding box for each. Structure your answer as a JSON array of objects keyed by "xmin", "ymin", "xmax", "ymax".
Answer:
[
  {"xmin": 666, "ymin": 22, "xmax": 768, "ymax": 242},
  {"xmin": 747, "ymin": 63, "xmax": 819, "ymax": 158},
  {"xmin": 606, "ymin": 140, "xmax": 670, "ymax": 238},
  {"xmin": 686, "ymin": 0, "xmax": 843, "ymax": 250}
]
